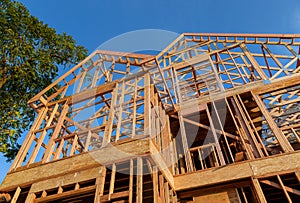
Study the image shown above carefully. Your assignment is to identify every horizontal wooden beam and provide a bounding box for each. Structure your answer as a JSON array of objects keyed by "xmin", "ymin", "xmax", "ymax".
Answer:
[
  {"xmin": 175, "ymin": 73, "xmax": 300, "ymax": 113},
  {"xmin": 174, "ymin": 151, "xmax": 300, "ymax": 191},
  {"xmin": 29, "ymin": 167, "xmax": 103, "ymax": 193},
  {"xmin": 183, "ymin": 33, "xmax": 300, "ymax": 39},
  {"xmin": 34, "ymin": 185, "xmax": 96, "ymax": 203},
  {"xmin": 0, "ymin": 139, "xmax": 150, "ymax": 191},
  {"xmin": 96, "ymin": 50, "xmax": 154, "ymax": 61}
]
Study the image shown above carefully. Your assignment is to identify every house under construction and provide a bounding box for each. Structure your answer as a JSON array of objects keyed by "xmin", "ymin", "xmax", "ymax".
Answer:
[{"xmin": 1, "ymin": 33, "xmax": 300, "ymax": 202}]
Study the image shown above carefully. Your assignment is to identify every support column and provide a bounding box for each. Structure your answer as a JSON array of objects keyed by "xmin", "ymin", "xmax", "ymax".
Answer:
[
  {"xmin": 252, "ymin": 178, "xmax": 267, "ymax": 203},
  {"xmin": 251, "ymin": 92, "xmax": 294, "ymax": 152}
]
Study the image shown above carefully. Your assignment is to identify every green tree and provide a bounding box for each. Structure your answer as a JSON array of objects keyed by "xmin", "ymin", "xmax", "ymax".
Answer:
[{"xmin": 0, "ymin": 0, "xmax": 88, "ymax": 161}]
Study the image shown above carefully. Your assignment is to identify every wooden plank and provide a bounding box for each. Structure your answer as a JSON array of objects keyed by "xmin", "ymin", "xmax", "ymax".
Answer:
[
  {"xmin": 29, "ymin": 167, "xmax": 102, "ymax": 193},
  {"xmin": 27, "ymin": 50, "xmax": 99, "ymax": 105},
  {"xmin": 115, "ymin": 82, "xmax": 125, "ymax": 141},
  {"xmin": 28, "ymin": 104, "xmax": 59, "ymax": 164},
  {"xmin": 178, "ymin": 112, "xmax": 193, "ymax": 172},
  {"xmin": 260, "ymin": 179, "xmax": 300, "ymax": 196},
  {"xmin": 102, "ymin": 88, "xmax": 118, "ymax": 147},
  {"xmin": 84, "ymin": 131, "xmax": 92, "ymax": 152},
  {"xmin": 131, "ymin": 78, "xmax": 138, "ymax": 138},
  {"xmin": 34, "ymin": 185, "xmax": 96, "ymax": 203},
  {"xmin": 229, "ymin": 100, "xmax": 254, "ymax": 154},
  {"xmin": 251, "ymin": 92, "xmax": 294, "ymax": 152},
  {"xmin": 164, "ymin": 182, "xmax": 170, "ymax": 203},
  {"xmin": 144, "ymin": 75, "xmax": 151, "ymax": 137},
  {"xmin": 11, "ymin": 187, "xmax": 21, "ymax": 203},
  {"xmin": 53, "ymin": 138, "xmax": 65, "ymax": 160},
  {"xmin": 205, "ymin": 104, "xmax": 226, "ymax": 166},
  {"xmin": 174, "ymin": 151, "xmax": 300, "ymax": 191},
  {"xmin": 153, "ymin": 166, "xmax": 159, "ymax": 203},
  {"xmin": 108, "ymin": 163, "xmax": 117, "ymax": 201},
  {"xmin": 25, "ymin": 193, "xmax": 36, "ymax": 203},
  {"xmin": 129, "ymin": 159, "xmax": 133, "ymax": 203},
  {"xmin": 232, "ymin": 95, "xmax": 263, "ymax": 158},
  {"xmin": 10, "ymin": 107, "xmax": 48, "ymax": 170},
  {"xmin": 94, "ymin": 166, "xmax": 106, "ymax": 203},
  {"xmin": 101, "ymin": 191, "xmax": 129, "ymax": 201},
  {"xmin": 136, "ymin": 157, "xmax": 143, "ymax": 203},
  {"xmin": 183, "ymin": 33, "xmax": 300, "ymax": 39},
  {"xmin": 277, "ymin": 175, "xmax": 292, "ymax": 202},
  {"xmin": 251, "ymin": 178, "xmax": 267, "ymax": 203},
  {"xmin": 175, "ymin": 72, "xmax": 300, "ymax": 114},
  {"xmin": 99, "ymin": 167, "xmax": 106, "ymax": 197},
  {"xmin": 69, "ymin": 134, "xmax": 79, "ymax": 156},
  {"xmin": 0, "ymin": 139, "xmax": 150, "ymax": 191},
  {"xmin": 42, "ymin": 102, "xmax": 70, "ymax": 163},
  {"xmin": 149, "ymin": 141, "xmax": 175, "ymax": 190},
  {"xmin": 295, "ymin": 171, "xmax": 300, "ymax": 184},
  {"xmin": 159, "ymin": 175, "xmax": 165, "ymax": 203}
]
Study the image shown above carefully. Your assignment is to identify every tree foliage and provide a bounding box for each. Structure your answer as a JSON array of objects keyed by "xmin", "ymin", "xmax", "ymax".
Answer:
[{"xmin": 0, "ymin": 0, "xmax": 88, "ymax": 161}]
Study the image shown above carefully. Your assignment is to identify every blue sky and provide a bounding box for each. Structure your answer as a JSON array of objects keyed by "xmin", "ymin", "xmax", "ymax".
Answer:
[{"xmin": 1, "ymin": 0, "xmax": 300, "ymax": 183}]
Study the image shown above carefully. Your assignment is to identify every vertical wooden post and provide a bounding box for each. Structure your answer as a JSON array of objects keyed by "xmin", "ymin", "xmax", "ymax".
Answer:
[
  {"xmin": 132, "ymin": 77, "xmax": 138, "ymax": 138},
  {"xmin": 102, "ymin": 87, "xmax": 118, "ymax": 147},
  {"xmin": 28, "ymin": 104, "xmax": 59, "ymax": 164},
  {"xmin": 129, "ymin": 159, "xmax": 134, "ymax": 203},
  {"xmin": 205, "ymin": 104, "xmax": 226, "ymax": 166},
  {"xmin": 251, "ymin": 92, "xmax": 294, "ymax": 152},
  {"xmin": 115, "ymin": 81, "xmax": 125, "ymax": 141},
  {"xmin": 136, "ymin": 157, "xmax": 143, "ymax": 203},
  {"xmin": 144, "ymin": 74, "xmax": 151, "ymax": 137},
  {"xmin": 53, "ymin": 138, "xmax": 65, "ymax": 160},
  {"xmin": 277, "ymin": 175, "xmax": 292, "ymax": 203},
  {"xmin": 295, "ymin": 171, "xmax": 300, "ymax": 184},
  {"xmin": 211, "ymin": 100, "xmax": 234, "ymax": 162},
  {"xmin": 25, "ymin": 192, "xmax": 36, "ymax": 203},
  {"xmin": 164, "ymin": 182, "xmax": 170, "ymax": 203},
  {"xmin": 10, "ymin": 106, "xmax": 47, "ymax": 170},
  {"xmin": 252, "ymin": 178, "xmax": 267, "ymax": 203},
  {"xmin": 42, "ymin": 102, "xmax": 70, "ymax": 163},
  {"xmin": 94, "ymin": 166, "xmax": 106, "ymax": 203},
  {"xmin": 84, "ymin": 130, "xmax": 92, "ymax": 152},
  {"xmin": 159, "ymin": 175, "xmax": 165, "ymax": 203},
  {"xmin": 11, "ymin": 187, "xmax": 21, "ymax": 203},
  {"xmin": 108, "ymin": 163, "xmax": 116, "ymax": 201},
  {"xmin": 232, "ymin": 95, "xmax": 264, "ymax": 158},
  {"xmin": 69, "ymin": 134, "xmax": 79, "ymax": 156},
  {"xmin": 240, "ymin": 43, "xmax": 268, "ymax": 80},
  {"xmin": 153, "ymin": 166, "xmax": 159, "ymax": 203},
  {"xmin": 178, "ymin": 112, "xmax": 193, "ymax": 172},
  {"xmin": 173, "ymin": 67, "xmax": 193, "ymax": 172}
]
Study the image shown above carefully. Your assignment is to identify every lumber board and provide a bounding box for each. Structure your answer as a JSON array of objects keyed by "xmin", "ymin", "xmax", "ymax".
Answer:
[
  {"xmin": 149, "ymin": 141, "xmax": 175, "ymax": 190},
  {"xmin": 29, "ymin": 167, "xmax": 102, "ymax": 193},
  {"xmin": 0, "ymin": 139, "xmax": 150, "ymax": 191},
  {"xmin": 174, "ymin": 151, "xmax": 300, "ymax": 191},
  {"xmin": 175, "ymin": 73, "xmax": 300, "ymax": 113}
]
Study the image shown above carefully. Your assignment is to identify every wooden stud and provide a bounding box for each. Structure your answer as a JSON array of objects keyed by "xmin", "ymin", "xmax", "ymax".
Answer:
[
  {"xmin": 11, "ymin": 187, "xmax": 21, "ymax": 203},
  {"xmin": 42, "ymin": 101, "xmax": 70, "ymax": 163},
  {"xmin": 205, "ymin": 104, "xmax": 226, "ymax": 166},
  {"xmin": 129, "ymin": 159, "xmax": 133, "ymax": 203},
  {"xmin": 277, "ymin": 175, "xmax": 292, "ymax": 202},
  {"xmin": 10, "ymin": 106, "xmax": 48, "ymax": 170},
  {"xmin": 136, "ymin": 157, "xmax": 143, "ymax": 203},
  {"xmin": 251, "ymin": 178, "xmax": 267, "ymax": 203},
  {"xmin": 108, "ymin": 163, "xmax": 117, "ymax": 201},
  {"xmin": 102, "ymin": 88, "xmax": 118, "ymax": 147},
  {"xmin": 153, "ymin": 166, "xmax": 159, "ymax": 203},
  {"xmin": 159, "ymin": 175, "xmax": 165, "ymax": 203},
  {"xmin": 252, "ymin": 92, "xmax": 294, "ymax": 152}
]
